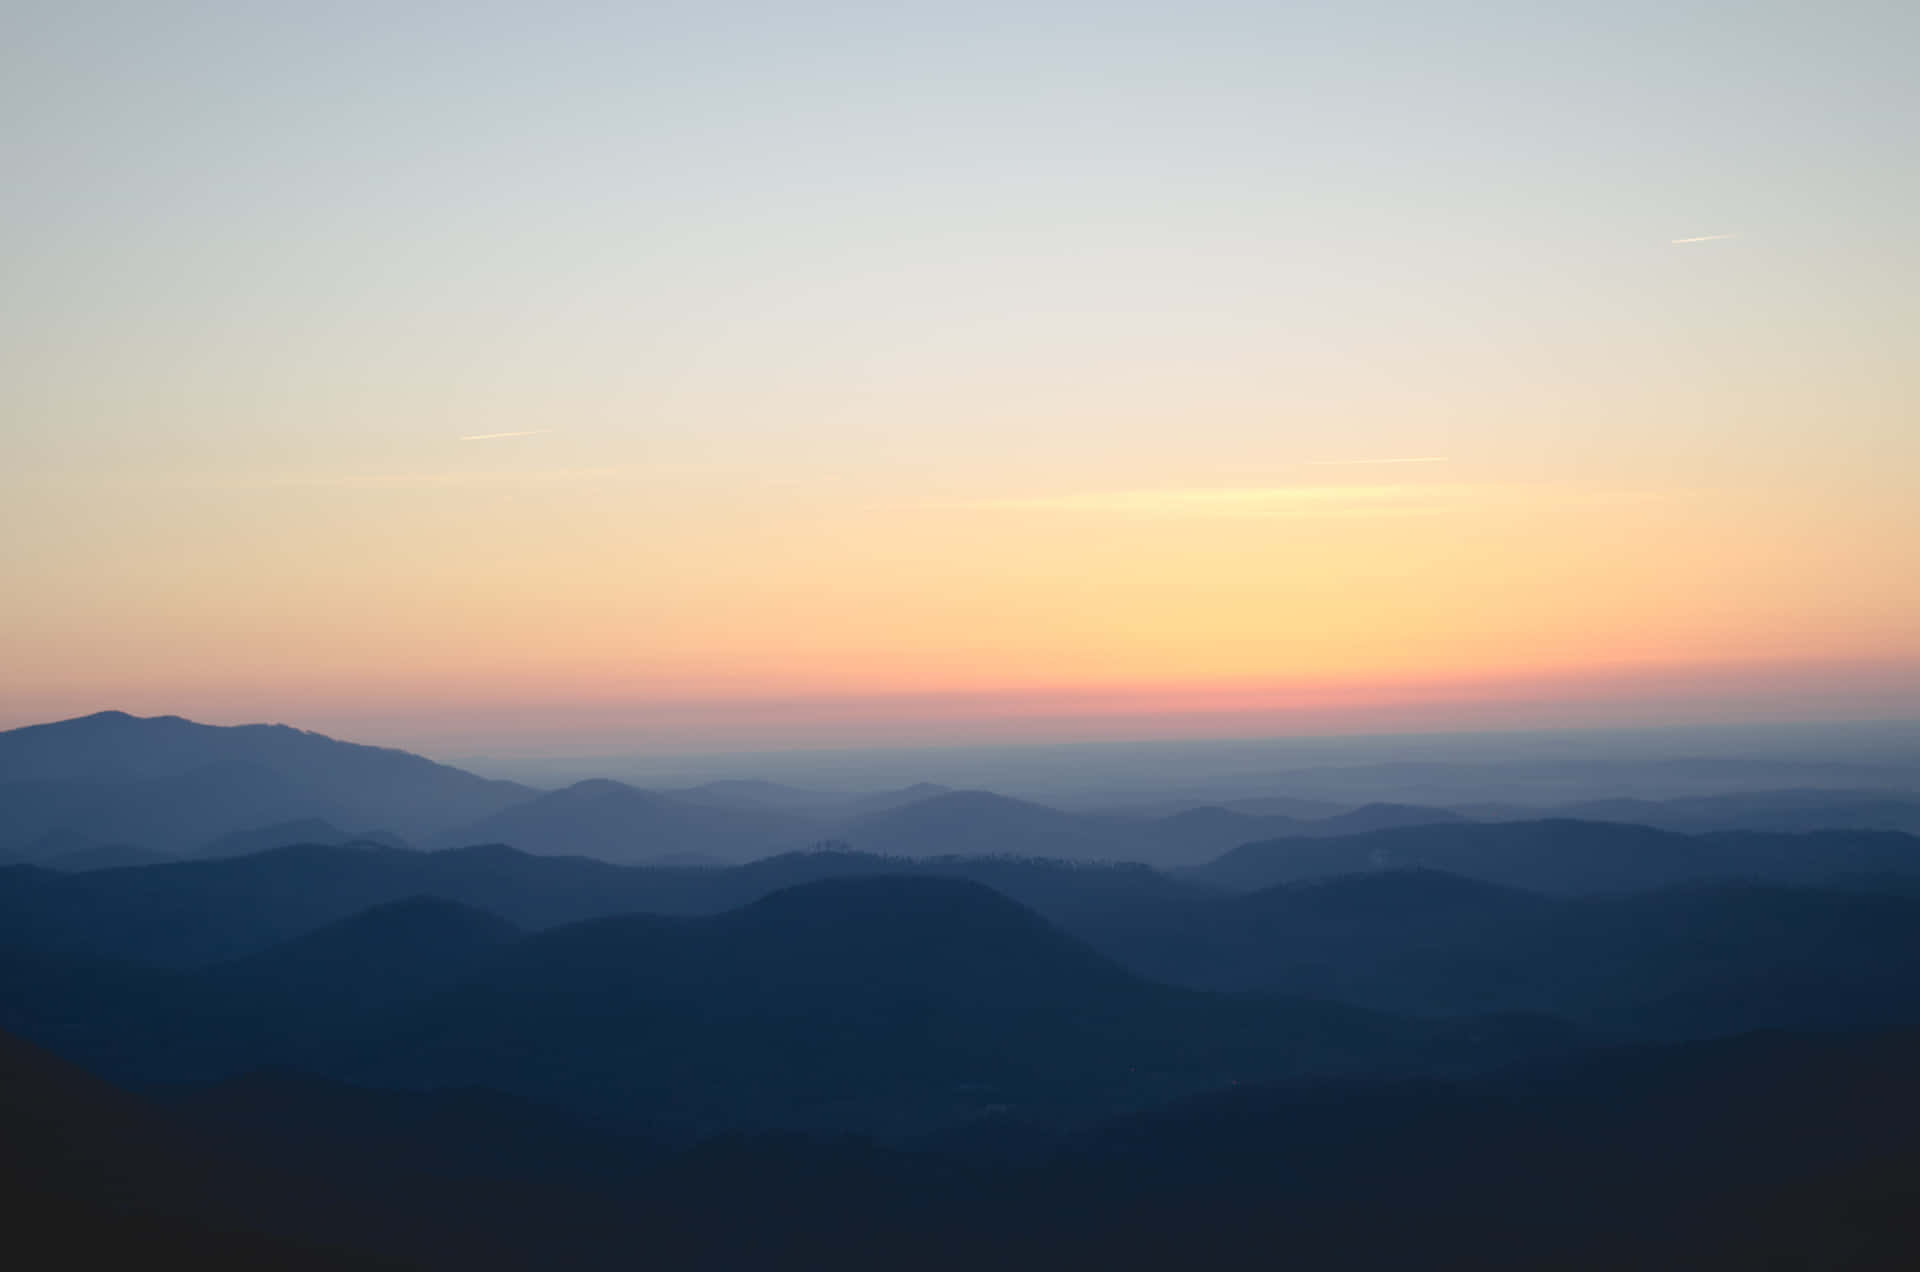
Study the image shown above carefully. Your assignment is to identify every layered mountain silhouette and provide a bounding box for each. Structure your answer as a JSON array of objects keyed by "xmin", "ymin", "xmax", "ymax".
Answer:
[
  {"xmin": 839, "ymin": 790, "xmax": 1120, "ymax": 860},
  {"xmin": 0, "ymin": 763, "xmax": 340, "ymax": 861},
  {"xmin": 0, "ymin": 841, "xmax": 1203, "ymax": 968},
  {"xmin": 8, "ymin": 707, "xmax": 1920, "ymax": 1268},
  {"xmin": 0, "ymin": 712, "xmax": 530, "ymax": 859},
  {"xmin": 1078, "ymin": 868, "xmax": 1920, "ymax": 1036},
  {"xmin": 11, "ymin": 712, "xmax": 1914, "ymax": 873},
  {"xmin": 205, "ymin": 896, "xmax": 520, "ymax": 1010},
  {"xmin": 657, "ymin": 778, "xmax": 957, "ymax": 817},
  {"xmin": 1516, "ymin": 787, "xmax": 1920, "ymax": 835},
  {"xmin": 27, "ymin": 832, "xmax": 169, "ymax": 872},
  {"xmin": 1196, "ymin": 818, "xmax": 1920, "ymax": 893},
  {"xmin": 10, "ymin": 826, "xmax": 1920, "ymax": 1043},
  {"xmin": 1, "ymin": 872, "xmax": 1572, "ymax": 1129},
  {"xmin": 434, "ymin": 778, "xmax": 814, "ymax": 862},
  {"xmin": 198, "ymin": 818, "xmax": 409, "ymax": 860}
]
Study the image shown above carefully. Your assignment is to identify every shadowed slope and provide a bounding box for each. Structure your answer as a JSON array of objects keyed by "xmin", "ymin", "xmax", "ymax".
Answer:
[
  {"xmin": 329, "ymin": 876, "xmax": 1550, "ymax": 1134},
  {"xmin": 1084, "ymin": 868, "xmax": 1920, "ymax": 1035},
  {"xmin": 843, "ymin": 790, "xmax": 1122, "ymax": 860},
  {"xmin": 12, "ymin": 1019, "xmax": 1920, "ymax": 1272},
  {"xmin": 437, "ymin": 778, "xmax": 811, "ymax": 862},
  {"xmin": 1196, "ymin": 818, "xmax": 1920, "ymax": 893},
  {"xmin": 198, "ymin": 818, "xmax": 409, "ymax": 859},
  {"xmin": 0, "ymin": 1028, "xmax": 397, "ymax": 1269},
  {"xmin": 0, "ymin": 712, "xmax": 531, "ymax": 852},
  {"xmin": 1299, "ymin": 802, "xmax": 1470, "ymax": 836},
  {"xmin": 0, "ymin": 842, "xmax": 1203, "ymax": 969},
  {"xmin": 207, "ymin": 897, "xmax": 520, "ymax": 1009}
]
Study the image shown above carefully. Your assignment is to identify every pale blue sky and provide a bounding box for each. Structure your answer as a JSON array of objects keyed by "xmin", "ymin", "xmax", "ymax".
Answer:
[{"xmin": 5, "ymin": 1, "xmax": 1916, "ymax": 746}]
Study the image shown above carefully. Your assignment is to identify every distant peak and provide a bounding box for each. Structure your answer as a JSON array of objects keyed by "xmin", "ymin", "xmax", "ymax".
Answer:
[
  {"xmin": 437, "ymin": 842, "xmax": 533, "ymax": 861},
  {"xmin": 917, "ymin": 789, "xmax": 1038, "ymax": 810},
  {"xmin": 563, "ymin": 778, "xmax": 643, "ymax": 796}
]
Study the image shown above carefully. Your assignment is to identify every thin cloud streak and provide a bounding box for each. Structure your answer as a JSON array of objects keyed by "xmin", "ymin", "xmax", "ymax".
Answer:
[
  {"xmin": 1671, "ymin": 233, "xmax": 1737, "ymax": 244},
  {"xmin": 953, "ymin": 485, "xmax": 1469, "ymax": 518},
  {"xmin": 1305, "ymin": 457, "xmax": 1448, "ymax": 466},
  {"xmin": 947, "ymin": 481, "xmax": 1677, "ymax": 519},
  {"xmin": 459, "ymin": 429, "xmax": 552, "ymax": 441},
  {"xmin": 213, "ymin": 468, "xmax": 631, "ymax": 490}
]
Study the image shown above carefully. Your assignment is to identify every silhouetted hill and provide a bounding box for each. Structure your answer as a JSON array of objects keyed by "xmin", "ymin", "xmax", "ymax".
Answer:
[
  {"xmin": 1125, "ymin": 806, "xmax": 1306, "ymax": 866},
  {"xmin": 22, "ymin": 854, "xmax": 1920, "ymax": 1101},
  {"xmin": 0, "ymin": 897, "xmax": 518, "ymax": 1084},
  {"xmin": 655, "ymin": 780, "xmax": 963, "ymax": 820},
  {"xmin": 1061, "ymin": 866, "xmax": 1551, "ymax": 998},
  {"xmin": 208, "ymin": 897, "xmax": 520, "ymax": 1009},
  {"xmin": 198, "ymin": 818, "xmax": 409, "ymax": 860},
  {"xmin": 27, "ymin": 899, "xmax": 530, "ymax": 1082},
  {"xmin": 845, "ymin": 782, "xmax": 959, "ymax": 814},
  {"xmin": 1196, "ymin": 818, "xmax": 1694, "ymax": 892},
  {"xmin": 1469, "ymin": 787, "xmax": 1920, "ymax": 835},
  {"xmin": 1299, "ymin": 801, "xmax": 1470, "ymax": 835},
  {"xmin": 1204, "ymin": 794, "xmax": 1351, "ymax": 819},
  {"xmin": 654, "ymin": 778, "xmax": 845, "ymax": 812},
  {"xmin": 1081, "ymin": 867, "xmax": 1920, "ymax": 1036},
  {"xmin": 1237, "ymin": 864, "xmax": 1541, "ymax": 920},
  {"xmin": 436, "ymin": 778, "xmax": 811, "ymax": 862},
  {"xmin": 0, "ymin": 712, "xmax": 532, "ymax": 853},
  {"xmin": 15, "ymin": 832, "xmax": 1919, "ymax": 1044},
  {"xmin": 39, "ymin": 839, "xmax": 173, "ymax": 872},
  {"xmin": 4, "ymin": 869, "xmax": 1569, "ymax": 1129},
  {"xmin": 1692, "ymin": 827, "xmax": 1920, "ymax": 884},
  {"xmin": 320, "ymin": 875, "xmax": 1557, "ymax": 1134},
  {"xmin": 902, "ymin": 853, "xmax": 1209, "ymax": 928},
  {"xmin": 1112, "ymin": 803, "xmax": 1468, "ymax": 867},
  {"xmin": 843, "ymin": 790, "xmax": 1122, "ymax": 860},
  {"xmin": 839, "ymin": 791, "xmax": 1461, "ymax": 866},
  {"xmin": 495, "ymin": 875, "xmax": 1138, "ymax": 1009},
  {"xmin": 0, "ymin": 844, "xmax": 461, "ymax": 967},
  {"xmin": 0, "ymin": 764, "xmax": 337, "ymax": 858},
  {"xmin": 1195, "ymin": 818, "xmax": 1920, "ymax": 893},
  {"xmin": 0, "ymin": 841, "xmax": 1213, "ymax": 973}
]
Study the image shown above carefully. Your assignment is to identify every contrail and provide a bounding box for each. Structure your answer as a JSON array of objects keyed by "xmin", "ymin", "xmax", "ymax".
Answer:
[
  {"xmin": 1305, "ymin": 457, "xmax": 1447, "ymax": 466},
  {"xmin": 1671, "ymin": 233, "xmax": 1737, "ymax": 244},
  {"xmin": 458, "ymin": 428, "xmax": 551, "ymax": 441}
]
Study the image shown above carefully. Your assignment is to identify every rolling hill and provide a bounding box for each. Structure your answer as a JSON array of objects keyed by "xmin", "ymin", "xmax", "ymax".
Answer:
[
  {"xmin": 840, "ymin": 790, "xmax": 1125, "ymax": 860},
  {"xmin": 0, "ymin": 712, "xmax": 532, "ymax": 856},
  {"xmin": 1193, "ymin": 818, "xmax": 1920, "ymax": 893},
  {"xmin": 435, "ymin": 778, "xmax": 813, "ymax": 862}
]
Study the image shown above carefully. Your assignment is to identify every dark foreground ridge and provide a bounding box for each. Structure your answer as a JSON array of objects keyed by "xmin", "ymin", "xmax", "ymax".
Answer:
[{"xmin": 7, "ymin": 1022, "xmax": 1920, "ymax": 1270}]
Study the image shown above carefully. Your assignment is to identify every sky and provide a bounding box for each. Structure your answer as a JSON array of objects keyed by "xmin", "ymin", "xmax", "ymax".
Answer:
[{"xmin": 5, "ymin": 1, "xmax": 1917, "ymax": 754}]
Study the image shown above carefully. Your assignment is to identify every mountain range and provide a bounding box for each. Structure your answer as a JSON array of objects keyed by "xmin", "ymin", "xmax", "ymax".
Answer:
[
  {"xmin": 9, "ymin": 712, "xmax": 1918, "ymax": 872},
  {"xmin": 8, "ymin": 709, "xmax": 1920, "ymax": 1266},
  {"xmin": 11, "ymin": 837, "xmax": 1920, "ymax": 1104},
  {"xmin": 0, "ymin": 869, "xmax": 1575, "ymax": 1132}
]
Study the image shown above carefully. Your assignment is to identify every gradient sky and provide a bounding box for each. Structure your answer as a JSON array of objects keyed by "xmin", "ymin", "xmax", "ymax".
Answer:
[{"xmin": 5, "ymin": 1, "xmax": 1917, "ymax": 753}]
